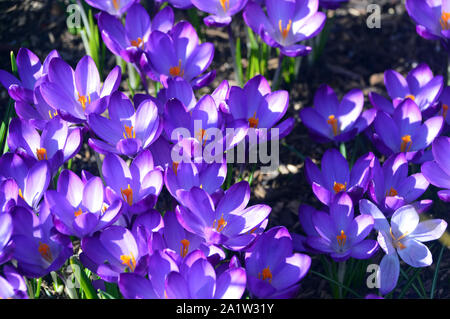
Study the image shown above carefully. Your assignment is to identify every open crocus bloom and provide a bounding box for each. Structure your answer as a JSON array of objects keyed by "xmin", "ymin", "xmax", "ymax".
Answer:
[
  {"xmin": 88, "ymin": 91, "xmax": 161, "ymax": 157},
  {"xmin": 383, "ymin": 64, "xmax": 443, "ymax": 113},
  {"xmin": 85, "ymin": 0, "xmax": 137, "ymax": 17},
  {"xmin": 45, "ymin": 170, "xmax": 122, "ymax": 238},
  {"xmin": 244, "ymin": 0, "xmax": 326, "ymax": 57},
  {"xmin": 227, "ymin": 75, "xmax": 293, "ymax": 141},
  {"xmin": 299, "ymin": 85, "xmax": 376, "ymax": 143},
  {"xmin": 373, "ymin": 99, "xmax": 443, "ymax": 162},
  {"xmin": 102, "ymin": 150, "xmax": 163, "ymax": 220},
  {"xmin": 421, "ymin": 136, "xmax": 450, "ymax": 202},
  {"xmin": 0, "ymin": 48, "xmax": 59, "ymax": 104},
  {"xmin": 7, "ymin": 117, "xmax": 82, "ymax": 174},
  {"xmin": 360, "ymin": 200, "xmax": 447, "ymax": 295},
  {"xmin": 369, "ymin": 153, "xmax": 431, "ymax": 215},
  {"xmin": 10, "ymin": 204, "xmax": 72, "ymax": 278},
  {"xmin": 0, "ymin": 153, "xmax": 51, "ymax": 211},
  {"xmin": 405, "ymin": 0, "xmax": 450, "ymax": 48},
  {"xmin": 305, "ymin": 149, "xmax": 375, "ymax": 206},
  {"xmin": 306, "ymin": 193, "xmax": 378, "ymax": 262},
  {"xmin": 176, "ymin": 181, "xmax": 271, "ymax": 250},
  {"xmin": 191, "ymin": 0, "xmax": 248, "ymax": 27},
  {"xmin": 143, "ymin": 21, "xmax": 215, "ymax": 89},
  {"xmin": 98, "ymin": 4, "xmax": 174, "ymax": 64},
  {"xmin": 119, "ymin": 249, "xmax": 246, "ymax": 299},
  {"xmin": 245, "ymin": 226, "xmax": 311, "ymax": 299},
  {"xmin": 80, "ymin": 226, "xmax": 145, "ymax": 283},
  {"xmin": 40, "ymin": 56, "xmax": 121, "ymax": 123}
]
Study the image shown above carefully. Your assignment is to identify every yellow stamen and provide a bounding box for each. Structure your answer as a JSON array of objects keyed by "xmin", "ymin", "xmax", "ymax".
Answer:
[
  {"xmin": 169, "ymin": 60, "xmax": 184, "ymax": 77},
  {"xmin": 180, "ymin": 239, "xmax": 190, "ymax": 258},
  {"xmin": 120, "ymin": 184, "xmax": 133, "ymax": 206},
  {"xmin": 336, "ymin": 230, "xmax": 347, "ymax": 247},
  {"xmin": 400, "ymin": 135, "xmax": 412, "ymax": 153},
  {"xmin": 248, "ymin": 112, "xmax": 259, "ymax": 129},
  {"xmin": 130, "ymin": 37, "xmax": 144, "ymax": 49},
  {"xmin": 38, "ymin": 242, "xmax": 53, "ymax": 263},
  {"xmin": 220, "ymin": 0, "xmax": 230, "ymax": 12},
  {"xmin": 101, "ymin": 204, "xmax": 108, "ymax": 215},
  {"xmin": 77, "ymin": 93, "xmax": 91, "ymax": 111},
  {"xmin": 405, "ymin": 94, "xmax": 415, "ymax": 101},
  {"xmin": 442, "ymin": 104, "xmax": 448, "ymax": 119},
  {"xmin": 390, "ymin": 228, "xmax": 408, "ymax": 250},
  {"xmin": 386, "ymin": 187, "xmax": 398, "ymax": 197},
  {"xmin": 120, "ymin": 252, "xmax": 136, "ymax": 272},
  {"xmin": 258, "ymin": 266, "xmax": 273, "ymax": 283},
  {"xmin": 333, "ymin": 182, "xmax": 347, "ymax": 194},
  {"xmin": 74, "ymin": 207, "xmax": 83, "ymax": 217},
  {"xmin": 327, "ymin": 115, "xmax": 339, "ymax": 136},
  {"xmin": 196, "ymin": 129, "xmax": 208, "ymax": 146},
  {"xmin": 48, "ymin": 110, "xmax": 58, "ymax": 119},
  {"xmin": 112, "ymin": 0, "xmax": 120, "ymax": 10},
  {"xmin": 440, "ymin": 12, "xmax": 450, "ymax": 30},
  {"xmin": 18, "ymin": 189, "xmax": 24, "ymax": 199},
  {"xmin": 212, "ymin": 215, "xmax": 227, "ymax": 232},
  {"xmin": 173, "ymin": 162, "xmax": 179, "ymax": 176},
  {"xmin": 123, "ymin": 125, "xmax": 136, "ymax": 139},
  {"xmin": 278, "ymin": 19, "xmax": 292, "ymax": 40},
  {"xmin": 36, "ymin": 148, "xmax": 48, "ymax": 161}
]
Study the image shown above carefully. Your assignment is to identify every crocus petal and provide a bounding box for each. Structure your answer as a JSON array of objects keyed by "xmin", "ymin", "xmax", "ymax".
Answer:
[
  {"xmin": 379, "ymin": 253, "xmax": 400, "ymax": 295},
  {"xmin": 410, "ymin": 219, "xmax": 447, "ymax": 242},
  {"xmin": 397, "ymin": 239, "xmax": 432, "ymax": 267}
]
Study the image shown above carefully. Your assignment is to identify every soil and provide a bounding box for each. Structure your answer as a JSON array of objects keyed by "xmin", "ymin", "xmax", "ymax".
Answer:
[{"xmin": 0, "ymin": 0, "xmax": 448, "ymax": 299}]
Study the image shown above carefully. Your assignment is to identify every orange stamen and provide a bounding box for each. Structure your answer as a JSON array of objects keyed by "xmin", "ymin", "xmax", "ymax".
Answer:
[
  {"xmin": 169, "ymin": 60, "xmax": 184, "ymax": 77},
  {"xmin": 390, "ymin": 228, "xmax": 408, "ymax": 250},
  {"xmin": 442, "ymin": 104, "xmax": 448, "ymax": 119},
  {"xmin": 36, "ymin": 148, "xmax": 48, "ymax": 161},
  {"xmin": 258, "ymin": 266, "xmax": 273, "ymax": 283},
  {"xmin": 220, "ymin": 0, "xmax": 229, "ymax": 12},
  {"xmin": 74, "ymin": 207, "xmax": 83, "ymax": 217},
  {"xmin": 386, "ymin": 187, "xmax": 398, "ymax": 197},
  {"xmin": 405, "ymin": 94, "xmax": 415, "ymax": 101},
  {"xmin": 196, "ymin": 129, "xmax": 208, "ymax": 146},
  {"xmin": 333, "ymin": 182, "xmax": 347, "ymax": 194},
  {"xmin": 123, "ymin": 125, "xmax": 136, "ymax": 139},
  {"xmin": 278, "ymin": 19, "xmax": 292, "ymax": 40},
  {"xmin": 120, "ymin": 184, "xmax": 133, "ymax": 206},
  {"xmin": 112, "ymin": 0, "xmax": 120, "ymax": 10},
  {"xmin": 48, "ymin": 110, "xmax": 58, "ymax": 119},
  {"xmin": 120, "ymin": 252, "xmax": 136, "ymax": 272},
  {"xmin": 248, "ymin": 112, "xmax": 259, "ymax": 129},
  {"xmin": 130, "ymin": 37, "xmax": 144, "ymax": 49},
  {"xmin": 212, "ymin": 215, "xmax": 227, "ymax": 232},
  {"xmin": 440, "ymin": 12, "xmax": 450, "ymax": 30},
  {"xmin": 336, "ymin": 230, "xmax": 347, "ymax": 247},
  {"xmin": 77, "ymin": 93, "xmax": 91, "ymax": 111},
  {"xmin": 180, "ymin": 239, "xmax": 190, "ymax": 258},
  {"xmin": 400, "ymin": 135, "xmax": 412, "ymax": 153},
  {"xmin": 173, "ymin": 162, "xmax": 179, "ymax": 176},
  {"xmin": 327, "ymin": 115, "xmax": 339, "ymax": 136},
  {"xmin": 18, "ymin": 189, "xmax": 23, "ymax": 199},
  {"xmin": 38, "ymin": 242, "xmax": 53, "ymax": 263}
]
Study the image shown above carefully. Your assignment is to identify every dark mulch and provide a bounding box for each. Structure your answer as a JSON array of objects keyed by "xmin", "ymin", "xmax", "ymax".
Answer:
[{"xmin": 0, "ymin": 0, "xmax": 448, "ymax": 299}]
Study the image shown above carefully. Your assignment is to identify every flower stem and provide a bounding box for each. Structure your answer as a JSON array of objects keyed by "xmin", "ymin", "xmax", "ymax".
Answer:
[
  {"xmin": 430, "ymin": 244, "xmax": 445, "ymax": 299},
  {"xmin": 272, "ymin": 54, "xmax": 285, "ymax": 90},
  {"xmin": 337, "ymin": 260, "xmax": 346, "ymax": 298},
  {"xmin": 339, "ymin": 142, "xmax": 347, "ymax": 159},
  {"xmin": 227, "ymin": 24, "xmax": 243, "ymax": 86}
]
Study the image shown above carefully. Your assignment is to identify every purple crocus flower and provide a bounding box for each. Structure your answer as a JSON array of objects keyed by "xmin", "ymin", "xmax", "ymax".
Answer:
[
  {"xmin": 191, "ymin": 0, "xmax": 248, "ymax": 27},
  {"xmin": 0, "ymin": 178, "xmax": 19, "ymax": 214},
  {"xmin": 45, "ymin": 170, "xmax": 122, "ymax": 238},
  {"xmin": 369, "ymin": 153, "xmax": 431, "ymax": 216},
  {"xmin": 0, "ymin": 265, "xmax": 28, "ymax": 299},
  {"xmin": 40, "ymin": 56, "xmax": 121, "ymax": 123},
  {"xmin": 102, "ymin": 150, "xmax": 163, "ymax": 220},
  {"xmin": 421, "ymin": 136, "xmax": 450, "ymax": 201},
  {"xmin": 10, "ymin": 203, "xmax": 72, "ymax": 278},
  {"xmin": 157, "ymin": 77, "xmax": 197, "ymax": 113},
  {"xmin": 293, "ymin": 204, "xmax": 326, "ymax": 254},
  {"xmin": 373, "ymin": 99, "xmax": 443, "ymax": 162},
  {"xmin": 360, "ymin": 200, "xmax": 447, "ymax": 295},
  {"xmin": 227, "ymin": 75, "xmax": 294, "ymax": 141},
  {"xmin": 176, "ymin": 181, "xmax": 271, "ymax": 250},
  {"xmin": 0, "ymin": 212, "xmax": 13, "ymax": 265},
  {"xmin": 245, "ymin": 226, "xmax": 311, "ymax": 299},
  {"xmin": 7, "ymin": 117, "xmax": 82, "ymax": 174},
  {"xmin": 0, "ymin": 153, "xmax": 51, "ymax": 211},
  {"xmin": 85, "ymin": 0, "xmax": 137, "ymax": 16},
  {"xmin": 80, "ymin": 225, "xmax": 145, "ymax": 283},
  {"xmin": 243, "ymin": 0, "xmax": 326, "ymax": 57},
  {"xmin": 142, "ymin": 21, "xmax": 215, "ymax": 89},
  {"xmin": 299, "ymin": 85, "xmax": 376, "ymax": 143},
  {"xmin": 306, "ymin": 193, "xmax": 378, "ymax": 261},
  {"xmin": 98, "ymin": 4, "xmax": 174, "ymax": 64},
  {"xmin": 0, "ymin": 48, "xmax": 59, "ymax": 104},
  {"xmin": 88, "ymin": 91, "xmax": 161, "ymax": 157},
  {"xmin": 382, "ymin": 64, "xmax": 443, "ymax": 113},
  {"xmin": 405, "ymin": 0, "xmax": 450, "ymax": 50},
  {"xmin": 305, "ymin": 149, "xmax": 375, "ymax": 206},
  {"xmin": 165, "ymin": 161, "xmax": 227, "ymax": 205}
]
